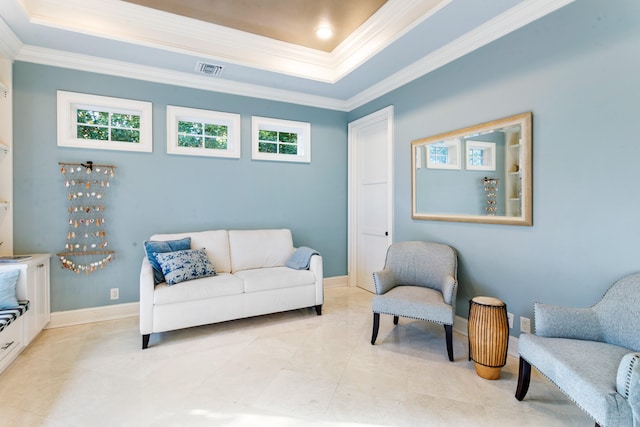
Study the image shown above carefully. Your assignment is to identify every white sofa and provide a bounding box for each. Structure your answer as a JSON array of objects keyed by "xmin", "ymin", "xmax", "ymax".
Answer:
[{"xmin": 139, "ymin": 229, "xmax": 323, "ymax": 349}]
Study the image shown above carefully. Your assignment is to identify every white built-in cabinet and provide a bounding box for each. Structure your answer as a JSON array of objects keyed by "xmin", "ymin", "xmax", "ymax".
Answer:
[
  {"xmin": 0, "ymin": 254, "xmax": 51, "ymax": 374},
  {"xmin": 505, "ymin": 130, "xmax": 522, "ymax": 217}
]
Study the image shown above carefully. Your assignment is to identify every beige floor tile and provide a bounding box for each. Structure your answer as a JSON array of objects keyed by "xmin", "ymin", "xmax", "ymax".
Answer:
[{"xmin": 0, "ymin": 286, "xmax": 594, "ymax": 426}]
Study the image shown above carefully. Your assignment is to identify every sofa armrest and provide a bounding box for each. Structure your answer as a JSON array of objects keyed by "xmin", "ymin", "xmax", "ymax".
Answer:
[
  {"xmin": 373, "ymin": 269, "xmax": 396, "ymax": 295},
  {"xmin": 139, "ymin": 257, "xmax": 155, "ymax": 335},
  {"xmin": 309, "ymin": 254, "xmax": 324, "ymax": 305},
  {"xmin": 534, "ymin": 302, "xmax": 602, "ymax": 340},
  {"xmin": 617, "ymin": 352, "xmax": 640, "ymax": 426}
]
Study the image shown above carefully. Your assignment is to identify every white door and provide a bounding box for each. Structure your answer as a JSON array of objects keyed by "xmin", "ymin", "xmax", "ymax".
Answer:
[{"xmin": 348, "ymin": 106, "xmax": 393, "ymax": 293}]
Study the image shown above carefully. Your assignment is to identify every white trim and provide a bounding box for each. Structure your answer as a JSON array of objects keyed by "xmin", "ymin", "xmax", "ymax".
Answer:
[
  {"xmin": 6, "ymin": 1, "xmax": 574, "ymax": 112},
  {"xmin": 345, "ymin": 0, "xmax": 576, "ymax": 110},
  {"xmin": 21, "ymin": 0, "xmax": 449, "ymax": 83},
  {"xmin": 251, "ymin": 116, "xmax": 311, "ymax": 163},
  {"xmin": 56, "ymin": 90, "xmax": 153, "ymax": 152},
  {"xmin": 46, "ymin": 302, "xmax": 139, "ymax": 329},
  {"xmin": 348, "ymin": 106, "xmax": 394, "ymax": 289},
  {"xmin": 17, "ymin": 45, "xmax": 349, "ymax": 111},
  {"xmin": 323, "ymin": 275, "xmax": 349, "ymax": 289},
  {"xmin": 166, "ymin": 105, "xmax": 241, "ymax": 158},
  {"xmin": 0, "ymin": 16, "xmax": 22, "ymax": 59}
]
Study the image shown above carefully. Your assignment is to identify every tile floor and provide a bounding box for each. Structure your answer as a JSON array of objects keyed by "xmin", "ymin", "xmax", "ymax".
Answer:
[{"xmin": 0, "ymin": 286, "xmax": 592, "ymax": 426}]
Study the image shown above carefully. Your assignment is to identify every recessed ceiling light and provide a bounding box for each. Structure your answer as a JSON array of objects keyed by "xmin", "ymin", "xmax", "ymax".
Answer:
[{"xmin": 316, "ymin": 27, "xmax": 333, "ymax": 40}]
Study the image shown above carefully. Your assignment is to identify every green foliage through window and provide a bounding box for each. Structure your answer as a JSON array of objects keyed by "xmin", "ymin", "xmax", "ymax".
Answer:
[
  {"xmin": 258, "ymin": 129, "xmax": 298, "ymax": 155},
  {"xmin": 178, "ymin": 120, "xmax": 228, "ymax": 150},
  {"xmin": 76, "ymin": 109, "xmax": 141, "ymax": 144}
]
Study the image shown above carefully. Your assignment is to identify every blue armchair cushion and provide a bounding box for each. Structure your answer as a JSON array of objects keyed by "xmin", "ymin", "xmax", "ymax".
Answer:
[{"xmin": 144, "ymin": 237, "xmax": 191, "ymax": 284}]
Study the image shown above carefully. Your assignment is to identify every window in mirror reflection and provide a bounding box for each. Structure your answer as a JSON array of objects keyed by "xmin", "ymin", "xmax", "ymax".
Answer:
[
  {"xmin": 426, "ymin": 138, "xmax": 460, "ymax": 169},
  {"xmin": 466, "ymin": 141, "xmax": 496, "ymax": 171}
]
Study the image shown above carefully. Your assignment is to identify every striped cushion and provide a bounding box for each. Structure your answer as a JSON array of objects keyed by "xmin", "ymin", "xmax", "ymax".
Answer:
[{"xmin": 0, "ymin": 300, "xmax": 29, "ymax": 333}]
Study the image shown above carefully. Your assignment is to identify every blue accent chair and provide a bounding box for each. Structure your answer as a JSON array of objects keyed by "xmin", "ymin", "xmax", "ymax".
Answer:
[
  {"xmin": 516, "ymin": 272, "xmax": 640, "ymax": 427},
  {"xmin": 371, "ymin": 241, "xmax": 458, "ymax": 361}
]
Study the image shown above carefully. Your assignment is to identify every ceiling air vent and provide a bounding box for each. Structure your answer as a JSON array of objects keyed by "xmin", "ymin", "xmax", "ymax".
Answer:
[{"xmin": 195, "ymin": 61, "xmax": 224, "ymax": 77}]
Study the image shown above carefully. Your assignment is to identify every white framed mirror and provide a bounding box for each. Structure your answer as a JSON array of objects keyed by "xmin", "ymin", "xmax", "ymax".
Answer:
[{"xmin": 411, "ymin": 112, "xmax": 532, "ymax": 226}]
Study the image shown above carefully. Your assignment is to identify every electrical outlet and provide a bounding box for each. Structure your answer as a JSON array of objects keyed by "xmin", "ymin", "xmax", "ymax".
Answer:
[
  {"xmin": 507, "ymin": 312, "xmax": 514, "ymax": 329},
  {"xmin": 520, "ymin": 316, "xmax": 531, "ymax": 333},
  {"xmin": 110, "ymin": 288, "xmax": 119, "ymax": 300}
]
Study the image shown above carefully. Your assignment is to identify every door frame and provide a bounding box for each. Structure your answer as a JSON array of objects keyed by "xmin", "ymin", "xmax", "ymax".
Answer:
[{"xmin": 347, "ymin": 105, "xmax": 394, "ymax": 288}]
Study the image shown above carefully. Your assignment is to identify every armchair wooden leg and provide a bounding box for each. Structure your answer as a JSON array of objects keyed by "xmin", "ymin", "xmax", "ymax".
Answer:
[
  {"xmin": 515, "ymin": 357, "xmax": 532, "ymax": 400},
  {"xmin": 315, "ymin": 304, "xmax": 322, "ymax": 315},
  {"xmin": 371, "ymin": 313, "xmax": 380, "ymax": 345},
  {"xmin": 142, "ymin": 334, "xmax": 150, "ymax": 350},
  {"xmin": 393, "ymin": 315, "xmax": 399, "ymax": 325},
  {"xmin": 444, "ymin": 324, "xmax": 454, "ymax": 362}
]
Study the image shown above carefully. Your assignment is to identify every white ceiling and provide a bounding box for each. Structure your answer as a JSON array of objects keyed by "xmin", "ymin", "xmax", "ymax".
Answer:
[{"xmin": 0, "ymin": 0, "xmax": 575, "ymax": 111}]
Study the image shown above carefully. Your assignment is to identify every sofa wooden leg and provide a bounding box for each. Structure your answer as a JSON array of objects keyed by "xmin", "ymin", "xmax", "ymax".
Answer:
[
  {"xmin": 444, "ymin": 324, "xmax": 454, "ymax": 362},
  {"xmin": 142, "ymin": 334, "xmax": 150, "ymax": 349},
  {"xmin": 371, "ymin": 312, "xmax": 380, "ymax": 345},
  {"xmin": 515, "ymin": 357, "xmax": 532, "ymax": 400},
  {"xmin": 393, "ymin": 315, "xmax": 399, "ymax": 325},
  {"xmin": 315, "ymin": 305, "xmax": 322, "ymax": 315}
]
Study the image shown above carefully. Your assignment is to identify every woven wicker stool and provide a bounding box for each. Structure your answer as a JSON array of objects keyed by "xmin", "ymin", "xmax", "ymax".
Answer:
[{"xmin": 468, "ymin": 296, "xmax": 509, "ymax": 380}]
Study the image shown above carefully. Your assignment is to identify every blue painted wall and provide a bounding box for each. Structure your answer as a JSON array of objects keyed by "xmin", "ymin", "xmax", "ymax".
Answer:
[
  {"xmin": 12, "ymin": 0, "xmax": 640, "ymax": 332},
  {"xmin": 13, "ymin": 65, "xmax": 348, "ymax": 311},
  {"xmin": 349, "ymin": 0, "xmax": 640, "ymax": 325}
]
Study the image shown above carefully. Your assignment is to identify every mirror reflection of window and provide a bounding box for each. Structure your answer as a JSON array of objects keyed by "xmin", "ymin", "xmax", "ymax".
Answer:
[{"xmin": 426, "ymin": 138, "xmax": 460, "ymax": 169}]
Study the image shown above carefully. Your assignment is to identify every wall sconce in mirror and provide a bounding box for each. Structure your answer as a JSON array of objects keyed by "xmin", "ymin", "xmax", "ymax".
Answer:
[{"xmin": 412, "ymin": 112, "xmax": 532, "ymax": 226}]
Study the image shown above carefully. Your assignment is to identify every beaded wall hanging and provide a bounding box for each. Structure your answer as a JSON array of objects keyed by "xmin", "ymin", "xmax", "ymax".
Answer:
[
  {"xmin": 56, "ymin": 161, "xmax": 116, "ymax": 274},
  {"xmin": 483, "ymin": 177, "xmax": 499, "ymax": 216}
]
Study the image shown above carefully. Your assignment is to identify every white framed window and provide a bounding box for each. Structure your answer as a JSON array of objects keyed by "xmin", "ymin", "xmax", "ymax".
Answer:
[
  {"xmin": 166, "ymin": 106, "xmax": 240, "ymax": 158},
  {"xmin": 426, "ymin": 138, "xmax": 460, "ymax": 169},
  {"xmin": 57, "ymin": 90, "xmax": 152, "ymax": 152},
  {"xmin": 466, "ymin": 140, "xmax": 496, "ymax": 171},
  {"xmin": 252, "ymin": 116, "xmax": 311, "ymax": 163}
]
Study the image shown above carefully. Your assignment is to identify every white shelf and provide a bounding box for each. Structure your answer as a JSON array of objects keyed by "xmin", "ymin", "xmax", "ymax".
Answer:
[
  {"xmin": 0, "ymin": 201, "xmax": 8, "ymax": 210},
  {"xmin": 0, "ymin": 142, "xmax": 8, "ymax": 154}
]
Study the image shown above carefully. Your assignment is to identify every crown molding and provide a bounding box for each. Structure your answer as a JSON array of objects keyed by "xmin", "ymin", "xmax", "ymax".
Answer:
[
  {"xmin": 0, "ymin": 16, "xmax": 23, "ymax": 59},
  {"xmin": 346, "ymin": 0, "xmax": 576, "ymax": 110},
  {"xmin": 19, "ymin": 0, "xmax": 444, "ymax": 83},
  {"xmin": 11, "ymin": 0, "xmax": 575, "ymax": 112},
  {"xmin": 15, "ymin": 45, "xmax": 349, "ymax": 111}
]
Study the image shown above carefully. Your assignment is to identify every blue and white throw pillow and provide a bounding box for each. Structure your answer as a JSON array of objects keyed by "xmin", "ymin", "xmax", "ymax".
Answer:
[
  {"xmin": 154, "ymin": 248, "xmax": 216, "ymax": 285},
  {"xmin": 0, "ymin": 269, "xmax": 20, "ymax": 310},
  {"xmin": 144, "ymin": 237, "xmax": 191, "ymax": 284}
]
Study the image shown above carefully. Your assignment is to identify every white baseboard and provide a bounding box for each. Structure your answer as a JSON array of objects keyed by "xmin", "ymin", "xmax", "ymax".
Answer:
[
  {"xmin": 324, "ymin": 275, "xmax": 348, "ymax": 288},
  {"xmin": 44, "ymin": 281, "xmax": 521, "ymax": 356},
  {"xmin": 46, "ymin": 276, "xmax": 350, "ymax": 329},
  {"xmin": 46, "ymin": 302, "xmax": 139, "ymax": 329}
]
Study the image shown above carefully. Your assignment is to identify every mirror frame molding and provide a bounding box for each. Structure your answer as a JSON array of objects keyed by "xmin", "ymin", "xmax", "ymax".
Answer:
[{"xmin": 411, "ymin": 112, "xmax": 532, "ymax": 226}]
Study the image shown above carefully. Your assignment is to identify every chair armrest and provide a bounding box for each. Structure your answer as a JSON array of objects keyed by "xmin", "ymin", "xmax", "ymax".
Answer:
[
  {"xmin": 441, "ymin": 275, "xmax": 457, "ymax": 306},
  {"xmin": 139, "ymin": 257, "xmax": 155, "ymax": 335},
  {"xmin": 373, "ymin": 269, "xmax": 395, "ymax": 295},
  {"xmin": 617, "ymin": 353, "xmax": 640, "ymax": 425},
  {"xmin": 534, "ymin": 302, "xmax": 602, "ymax": 340}
]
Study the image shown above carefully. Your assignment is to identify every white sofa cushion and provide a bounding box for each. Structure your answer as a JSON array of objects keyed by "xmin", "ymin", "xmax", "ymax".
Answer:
[
  {"xmin": 153, "ymin": 273, "xmax": 243, "ymax": 305},
  {"xmin": 234, "ymin": 266, "xmax": 316, "ymax": 293},
  {"xmin": 150, "ymin": 230, "xmax": 231, "ymax": 273},
  {"xmin": 229, "ymin": 229, "xmax": 294, "ymax": 272}
]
